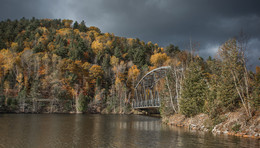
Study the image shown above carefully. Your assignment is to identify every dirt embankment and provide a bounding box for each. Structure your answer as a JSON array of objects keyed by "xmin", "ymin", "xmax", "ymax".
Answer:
[{"xmin": 162, "ymin": 108, "xmax": 260, "ymax": 139}]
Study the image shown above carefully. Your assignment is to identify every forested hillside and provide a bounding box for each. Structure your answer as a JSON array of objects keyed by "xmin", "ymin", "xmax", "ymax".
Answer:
[{"xmin": 0, "ymin": 18, "xmax": 259, "ymax": 118}]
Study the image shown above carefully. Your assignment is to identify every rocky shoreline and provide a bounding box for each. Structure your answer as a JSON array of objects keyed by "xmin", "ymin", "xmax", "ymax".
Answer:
[{"xmin": 162, "ymin": 108, "xmax": 260, "ymax": 139}]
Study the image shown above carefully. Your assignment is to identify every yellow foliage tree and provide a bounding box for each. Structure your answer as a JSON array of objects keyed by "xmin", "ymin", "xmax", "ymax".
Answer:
[
  {"xmin": 256, "ymin": 66, "xmax": 260, "ymax": 75},
  {"xmin": 0, "ymin": 53, "xmax": 3, "ymax": 78},
  {"xmin": 128, "ymin": 65, "xmax": 140, "ymax": 81},
  {"xmin": 82, "ymin": 62, "xmax": 91, "ymax": 70},
  {"xmin": 56, "ymin": 28, "xmax": 72, "ymax": 36},
  {"xmin": 89, "ymin": 26, "xmax": 101, "ymax": 33},
  {"xmin": 91, "ymin": 40, "xmax": 104, "ymax": 54},
  {"xmin": 16, "ymin": 73, "xmax": 23, "ymax": 91},
  {"xmin": 11, "ymin": 42, "xmax": 18, "ymax": 51},
  {"xmin": 0, "ymin": 49, "xmax": 16, "ymax": 74},
  {"xmin": 47, "ymin": 42, "xmax": 55, "ymax": 51},
  {"xmin": 89, "ymin": 65, "xmax": 104, "ymax": 84},
  {"xmin": 115, "ymin": 76, "xmax": 122, "ymax": 86},
  {"xmin": 62, "ymin": 19, "xmax": 73, "ymax": 28},
  {"xmin": 74, "ymin": 29, "xmax": 80, "ymax": 34},
  {"xmin": 86, "ymin": 30, "xmax": 100, "ymax": 40},
  {"xmin": 110, "ymin": 56, "xmax": 119, "ymax": 67},
  {"xmin": 127, "ymin": 38, "xmax": 135, "ymax": 47},
  {"xmin": 91, "ymin": 35, "xmax": 114, "ymax": 54},
  {"xmin": 150, "ymin": 52, "xmax": 169, "ymax": 67}
]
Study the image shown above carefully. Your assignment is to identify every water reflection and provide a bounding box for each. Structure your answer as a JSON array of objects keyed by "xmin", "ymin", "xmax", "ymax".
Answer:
[
  {"xmin": 0, "ymin": 114, "xmax": 259, "ymax": 148},
  {"xmin": 111, "ymin": 120, "xmax": 161, "ymax": 131}
]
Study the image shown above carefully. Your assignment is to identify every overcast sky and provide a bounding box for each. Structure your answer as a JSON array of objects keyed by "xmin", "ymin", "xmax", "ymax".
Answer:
[{"xmin": 0, "ymin": 0, "xmax": 259, "ymax": 70}]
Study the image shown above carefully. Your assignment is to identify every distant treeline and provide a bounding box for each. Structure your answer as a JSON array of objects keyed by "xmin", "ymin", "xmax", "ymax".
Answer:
[{"xmin": 0, "ymin": 18, "xmax": 259, "ymax": 118}]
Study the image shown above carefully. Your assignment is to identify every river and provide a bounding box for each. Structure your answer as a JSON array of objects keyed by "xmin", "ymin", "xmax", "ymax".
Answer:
[{"xmin": 0, "ymin": 114, "xmax": 258, "ymax": 148}]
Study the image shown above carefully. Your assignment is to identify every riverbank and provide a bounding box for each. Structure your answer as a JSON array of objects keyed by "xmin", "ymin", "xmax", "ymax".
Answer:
[{"xmin": 162, "ymin": 108, "xmax": 260, "ymax": 139}]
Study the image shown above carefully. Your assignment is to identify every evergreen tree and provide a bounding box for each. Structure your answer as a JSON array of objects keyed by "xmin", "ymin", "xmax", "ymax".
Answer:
[
  {"xmin": 79, "ymin": 20, "xmax": 87, "ymax": 32},
  {"xmin": 165, "ymin": 44, "xmax": 180, "ymax": 57},
  {"xmin": 0, "ymin": 38, "xmax": 6, "ymax": 50},
  {"xmin": 180, "ymin": 60, "xmax": 207, "ymax": 117},
  {"xmin": 114, "ymin": 47, "xmax": 122, "ymax": 59},
  {"xmin": 252, "ymin": 69, "xmax": 260, "ymax": 109},
  {"xmin": 33, "ymin": 42, "xmax": 44, "ymax": 53},
  {"xmin": 77, "ymin": 92, "xmax": 89, "ymax": 112},
  {"xmin": 217, "ymin": 63, "xmax": 238, "ymax": 111},
  {"xmin": 133, "ymin": 47, "xmax": 146, "ymax": 68},
  {"xmin": 73, "ymin": 21, "xmax": 79, "ymax": 29}
]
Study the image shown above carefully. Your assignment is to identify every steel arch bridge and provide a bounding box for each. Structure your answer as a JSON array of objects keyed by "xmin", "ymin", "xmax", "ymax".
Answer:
[{"xmin": 132, "ymin": 66, "xmax": 171, "ymax": 109}]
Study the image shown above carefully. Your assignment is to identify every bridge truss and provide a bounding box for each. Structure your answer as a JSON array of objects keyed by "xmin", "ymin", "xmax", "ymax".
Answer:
[{"xmin": 133, "ymin": 66, "xmax": 171, "ymax": 109}]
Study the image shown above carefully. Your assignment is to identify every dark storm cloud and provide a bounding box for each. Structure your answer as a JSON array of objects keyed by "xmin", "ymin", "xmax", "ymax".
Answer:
[
  {"xmin": 0, "ymin": 0, "xmax": 259, "ymax": 69},
  {"xmin": 0, "ymin": 0, "xmax": 56, "ymax": 20}
]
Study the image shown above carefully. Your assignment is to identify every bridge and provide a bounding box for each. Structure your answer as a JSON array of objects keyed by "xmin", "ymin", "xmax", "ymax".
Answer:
[{"xmin": 132, "ymin": 66, "xmax": 171, "ymax": 109}]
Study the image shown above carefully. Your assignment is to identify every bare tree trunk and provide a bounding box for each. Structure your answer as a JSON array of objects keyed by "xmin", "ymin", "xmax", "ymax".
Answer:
[
  {"xmin": 244, "ymin": 71, "xmax": 252, "ymax": 117},
  {"xmin": 174, "ymin": 68, "xmax": 180, "ymax": 112},
  {"xmin": 231, "ymin": 70, "xmax": 251, "ymax": 117},
  {"xmin": 239, "ymin": 31, "xmax": 252, "ymax": 117},
  {"xmin": 119, "ymin": 87, "xmax": 121, "ymax": 113},
  {"xmin": 165, "ymin": 71, "xmax": 177, "ymax": 113},
  {"xmin": 74, "ymin": 84, "xmax": 81, "ymax": 113},
  {"xmin": 22, "ymin": 100, "xmax": 25, "ymax": 112},
  {"xmin": 242, "ymin": 56, "xmax": 252, "ymax": 117},
  {"xmin": 112, "ymin": 85, "xmax": 116, "ymax": 113},
  {"xmin": 50, "ymin": 99, "xmax": 53, "ymax": 113},
  {"xmin": 124, "ymin": 86, "xmax": 127, "ymax": 113}
]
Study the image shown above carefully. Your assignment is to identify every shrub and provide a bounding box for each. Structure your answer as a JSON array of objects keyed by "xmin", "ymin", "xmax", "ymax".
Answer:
[{"xmin": 232, "ymin": 123, "xmax": 241, "ymax": 132}]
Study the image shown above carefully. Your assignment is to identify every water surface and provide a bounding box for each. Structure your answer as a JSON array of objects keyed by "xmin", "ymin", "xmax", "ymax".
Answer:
[{"xmin": 0, "ymin": 114, "xmax": 259, "ymax": 148}]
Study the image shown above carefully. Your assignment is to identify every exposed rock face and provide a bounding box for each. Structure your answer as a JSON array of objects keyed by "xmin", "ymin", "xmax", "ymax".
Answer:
[{"xmin": 162, "ymin": 108, "xmax": 260, "ymax": 139}]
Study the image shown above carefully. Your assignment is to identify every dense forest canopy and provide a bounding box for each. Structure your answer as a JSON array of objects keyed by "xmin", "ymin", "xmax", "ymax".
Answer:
[{"xmin": 0, "ymin": 18, "xmax": 259, "ymax": 118}]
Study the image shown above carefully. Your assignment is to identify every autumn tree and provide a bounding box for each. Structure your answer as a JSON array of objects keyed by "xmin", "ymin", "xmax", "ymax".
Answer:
[
  {"xmin": 62, "ymin": 19, "xmax": 73, "ymax": 28},
  {"xmin": 89, "ymin": 64, "xmax": 104, "ymax": 86},
  {"xmin": 128, "ymin": 65, "xmax": 140, "ymax": 85},
  {"xmin": 150, "ymin": 52, "xmax": 169, "ymax": 67}
]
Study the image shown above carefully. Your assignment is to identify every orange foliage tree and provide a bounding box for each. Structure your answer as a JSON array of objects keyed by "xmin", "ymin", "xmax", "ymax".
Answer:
[
  {"xmin": 89, "ymin": 65, "xmax": 104, "ymax": 84},
  {"xmin": 150, "ymin": 52, "xmax": 169, "ymax": 67}
]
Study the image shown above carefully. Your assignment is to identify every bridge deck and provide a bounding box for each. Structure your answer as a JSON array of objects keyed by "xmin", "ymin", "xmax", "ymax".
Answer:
[
  {"xmin": 133, "ymin": 106, "xmax": 160, "ymax": 109},
  {"xmin": 133, "ymin": 99, "xmax": 160, "ymax": 109}
]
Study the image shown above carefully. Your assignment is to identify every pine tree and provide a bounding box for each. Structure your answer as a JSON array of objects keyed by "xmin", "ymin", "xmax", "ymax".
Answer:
[
  {"xmin": 180, "ymin": 60, "xmax": 207, "ymax": 117},
  {"xmin": 79, "ymin": 21, "xmax": 87, "ymax": 32},
  {"xmin": 217, "ymin": 63, "xmax": 238, "ymax": 111},
  {"xmin": 73, "ymin": 21, "xmax": 79, "ymax": 29}
]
